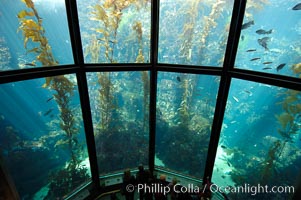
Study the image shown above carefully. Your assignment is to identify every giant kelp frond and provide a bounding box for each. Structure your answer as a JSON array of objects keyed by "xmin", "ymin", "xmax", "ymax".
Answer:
[
  {"xmin": 89, "ymin": 0, "xmax": 139, "ymax": 63},
  {"xmin": 90, "ymin": 4, "xmax": 109, "ymax": 25},
  {"xmin": 17, "ymin": 10, "xmax": 35, "ymax": 19},
  {"xmin": 141, "ymin": 70, "xmax": 149, "ymax": 132},
  {"xmin": 292, "ymin": 63, "xmax": 301, "ymax": 75},
  {"xmin": 18, "ymin": 0, "xmax": 57, "ymax": 72},
  {"xmin": 21, "ymin": 0, "xmax": 34, "ymax": 8},
  {"xmin": 135, "ymin": 49, "xmax": 144, "ymax": 63},
  {"xmin": 177, "ymin": 0, "xmax": 202, "ymax": 63},
  {"xmin": 202, "ymin": 0, "xmax": 224, "ymax": 31},
  {"xmin": 84, "ymin": 34, "xmax": 102, "ymax": 63},
  {"xmin": 178, "ymin": 78, "xmax": 194, "ymax": 125},
  {"xmin": 247, "ymin": 0, "xmax": 270, "ymax": 10},
  {"xmin": 18, "ymin": 2, "xmax": 87, "ymax": 198},
  {"xmin": 260, "ymin": 139, "xmax": 281, "ymax": 184},
  {"xmin": 103, "ymin": 0, "xmax": 136, "ymax": 11},
  {"xmin": 18, "ymin": 19, "xmax": 43, "ymax": 48},
  {"xmin": 18, "ymin": 0, "xmax": 57, "ymax": 87},
  {"xmin": 245, "ymin": 0, "xmax": 270, "ymax": 18},
  {"xmin": 275, "ymin": 113, "xmax": 294, "ymax": 129},
  {"xmin": 276, "ymin": 64, "xmax": 301, "ymax": 140},
  {"xmin": 133, "ymin": 21, "xmax": 143, "ymax": 46},
  {"xmin": 97, "ymin": 72, "xmax": 117, "ymax": 130}
]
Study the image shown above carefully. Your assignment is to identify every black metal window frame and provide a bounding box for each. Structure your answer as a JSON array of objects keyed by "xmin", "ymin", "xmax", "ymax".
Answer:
[{"xmin": 0, "ymin": 0, "xmax": 301, "ymax": 195}]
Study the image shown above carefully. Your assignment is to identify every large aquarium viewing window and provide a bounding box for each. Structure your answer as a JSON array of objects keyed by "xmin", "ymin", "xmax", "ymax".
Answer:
[
  {"xmin": 77, "ymin": 0, "xmax": 151, "ymax": 64},
  {"xmin": 0, "ymin": 0, "xmax": 74, "ymax": 71},
  {"xmin": 87, "ymin": 71, "xmax": 149, "ymax": 174},
  {"xmin": 235, "ymin": 0, "xmax": 301, "ymax": 79},
  {"xmin": 155, "ymin": 72, "xmax": 218, "ymax": 178},
  {"xmin": 212, "ymin": 79, "xmax": 301, "ymax": 199},
  {"xmin": 0, "ymin": 0, "xmax": 301, "ymax": 200},
  {"xmin": 158, "ymin": 0, "xmax": 234, "ymax": 66},
  {"xmin": 0, "ymin": 75, "xmax": 91, "ymax": 199}
]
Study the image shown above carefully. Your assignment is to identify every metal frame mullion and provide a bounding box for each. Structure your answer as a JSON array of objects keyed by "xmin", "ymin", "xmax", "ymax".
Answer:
[
  {"xmin": 65, "ymin": 0, "xmax": 100, "ymax": 191},
  {"xmin": 149, "ymin": 0, "xmax": 160, "ymax": 174},
  {"xmin": 203, "ymin": 0, "xmax": 247, "ymax": 182}
]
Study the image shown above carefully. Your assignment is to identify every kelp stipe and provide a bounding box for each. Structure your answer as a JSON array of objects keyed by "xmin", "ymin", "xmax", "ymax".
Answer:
[
  {"xmin": 177, "ymin": 0, "xmax": 201, "ymax": 64},
  {"xmin": 292, "ymin": 62, "xmax": 301, "ymax": 78},
  {"xmin": 259, "ymin": 140, "xmax": 282, "ymax": 184},
  {"xmin": 89, "ymin": 0, "xmax": 138, "ymax": 63},
  {"xmin": 17, "ymin": 0, "xmax": 58, "ymax": 71},
  {"xmin": 133, "ymin": 19, "xmax": 149, "ymax": 132},
  {"xmin": 87, "ymin": 1, "xmax": 134, "ymax": 130},
  {"xmin": 96, "ymin": 72, "xmax": 118, "ymax": 131},
  {"xmin": 18, "ymin": 0, "xmax": 89, "ymax": 198},
  {"xmin": 178, "ymin": 76, "xmax": 192, "ymax": 125}
]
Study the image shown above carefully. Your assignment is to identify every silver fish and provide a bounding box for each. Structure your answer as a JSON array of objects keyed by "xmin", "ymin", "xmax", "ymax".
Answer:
[{"xmin": 292, "ymin": 3, "xmax": 301, "ymax": 10}]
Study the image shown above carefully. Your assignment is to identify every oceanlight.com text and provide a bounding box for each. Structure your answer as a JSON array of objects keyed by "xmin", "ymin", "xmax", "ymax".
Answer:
[
  {"xmin": 126, "ymin": 183, "xmax": 295, "ymax": 196},
  {"xmin": 210, "ymin": 183, "xmax": 295, "ymax": 196}
]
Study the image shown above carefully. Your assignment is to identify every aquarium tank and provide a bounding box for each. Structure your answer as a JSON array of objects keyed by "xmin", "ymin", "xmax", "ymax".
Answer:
[{"xmin": 0, "ymin": 0, "xmax": 301, "ymax": 199}]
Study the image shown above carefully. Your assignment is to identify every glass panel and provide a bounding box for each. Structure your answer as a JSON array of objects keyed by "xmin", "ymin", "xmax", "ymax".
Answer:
[
  {"xmin": 235, "ymin": 0, "xmax": 301, "ymax": 78},
  {"xmin": 158, "ymin": 0, "xmax": 234, "ymax": 66},
  {"xmin": 0, "ymin": 75, "xmax": 91, "ymax": 199},
  {"xmin": 212, "ymin": 79, "xmax": 300, "ymax": 199},
  {"xmin": 87, "ymin": 71, "xmax": 149, "ymax": 174},
  {"xmin": 0, "ymin": 0, "xmax": 73, "ymax": 71},
  {"xmin": 77, "ymin": 0, "xmax": 151, "ymax": 63},
  {"xmin": 156, "ymin": 72, "xmax": 219, "ymax": 178}
]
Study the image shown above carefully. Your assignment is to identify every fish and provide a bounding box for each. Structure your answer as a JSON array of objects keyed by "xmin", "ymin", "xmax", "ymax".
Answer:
[
  {"xmin": 227, "ymin": 162, "xmax": 231, "ymax": 167},
  {"xmin": 276, "ymin": 63, "xmax": 286, "ymax": 72},
  {"xmin": 244, "ymin": 90, "xmax": 253, "ymax": 97},
  {"xmin": 256, "ymin": 29, "xmax": 273, "ymax": 35},
  {"xmin": 97, "ymin": 38, "xmax": 116, "ymax": 44},
  {"xmin": 43, "ymin": 108, "xmax": 54, "ymax": 116},
  {"xmin": 257, "ymin": 37, "xmax": 271, "ymax": 51},
  {"xmin": 24, "ymin": 62, "xmax": 36, "ymax": 66},
  {"xmin": 233, "ymin": 96, "xmax": 239, "ymax": 102},
  {"xmin": 176, "ymin": 76, "xmax": 181, "ymax": 82},
  {"xmin": 250, "ymin": 57, "xmax": 260, "ymax": 61},
  {"xmin": 46, "ymin": 97, "xmax": 54, "ymax": 102},
  {"xmin": 246, "ymin": 49, "xmax": 256, "ymax": 52},
  {"xmin": 263, "ymin": 61, "xmax": 273, "ymax": 64},
  {"xmin": 260, "ymin": 37, "xmax": 271, "ymax": 43},
  {"xmin": 263, "ymin": 67, "xmax": 272, "ymax": 70},
  {"xmin": 221, "ymin": 145, "xmax": 227, "ymax": 149},
  {"xmin": 224, "ymin": 170, "xmax": 231, "ymax": 175},
  {"xmin": 38, "ymin": 111, "xmax": 43, "ymax": 116},
  {"xmin": 241, "ymin": 35, "xmax": 245, "ymax": 41},
  {"xmin": 241, "ymin": 20, "xmax": 254, "ymax": 30},
  {"xmin": 292, "ymin": 3, "xmax": 301, "ymax": 10}
]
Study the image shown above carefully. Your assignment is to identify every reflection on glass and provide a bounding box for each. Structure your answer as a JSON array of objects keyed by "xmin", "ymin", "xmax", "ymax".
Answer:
[
  {"xmin": 155, "ymin": 72, "xmax": 219, "ymax": 178},
  {"xmin": 87, "ymin": 71, "xmax": 149, "ymax": 174},
  {"xmin": 235, "ymin": 0, "xmax": 301, "ymax": 78},
  {"xmin": 77, "ymin": 0, "xmax": 151, "ymax": 63},
  {"xmin": 212, "ymin": 78, "xmax": 301, "ymax": 199},
  {"xmin": 0, "ymin": 0, "xmax": 73, "ymax": 71},
  {"xmin": 0, "ymin": 75, "xmax": 90, "ymax": 199},
  {"xmin": 158, "ymin": 0, "xmax": 234, "ymax": 66}
]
